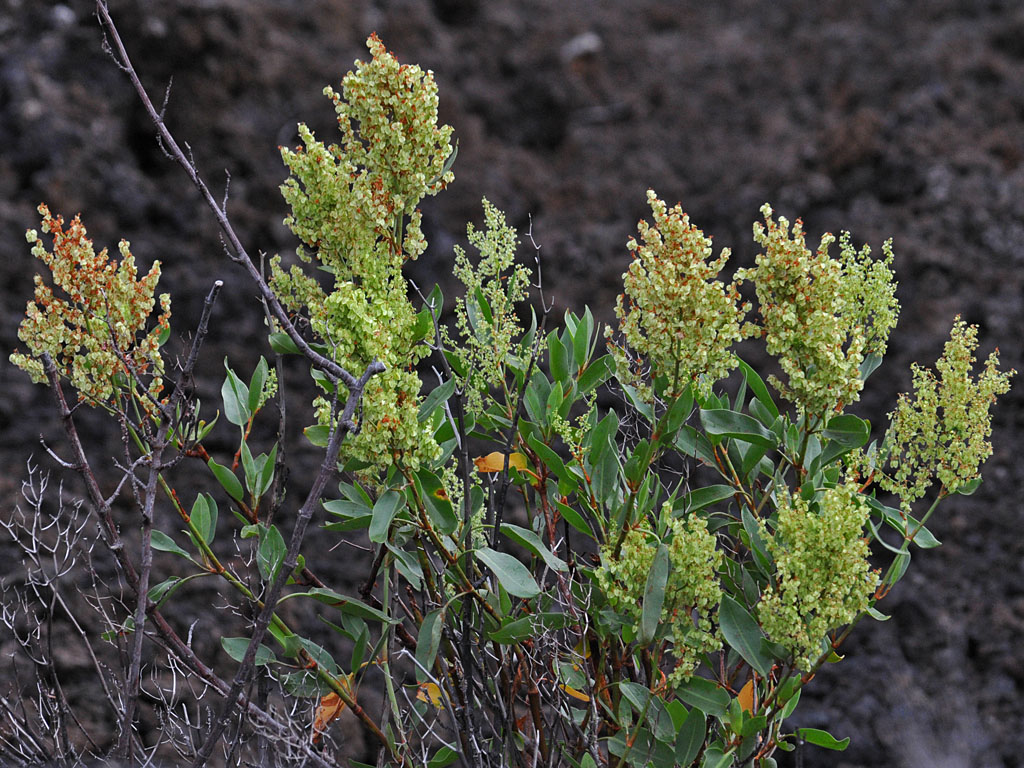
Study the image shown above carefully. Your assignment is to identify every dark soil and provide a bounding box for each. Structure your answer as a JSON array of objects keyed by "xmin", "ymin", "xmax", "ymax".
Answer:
[{"xmin": 1, "ymin": 1, "xmax": 1022, "ymax": 767}]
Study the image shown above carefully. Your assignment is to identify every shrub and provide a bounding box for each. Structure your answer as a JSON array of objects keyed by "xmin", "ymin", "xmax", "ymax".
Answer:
[{"xmin": 2, "ymin": 7, "xmax": 1013, "ymax": 768}]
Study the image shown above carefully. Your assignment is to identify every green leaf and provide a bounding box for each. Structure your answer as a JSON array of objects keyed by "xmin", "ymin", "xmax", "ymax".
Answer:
[
  {"xmin": 822, "ymin": 413, "xmax": 870, "ymax": 446},
  {"xmin": 554, "ymin": 498, "xmax": 596, "ymax": 539},
  {"xmin": 415, "ymin": 608, "xmax": 445, "ymax": 683},
  {"xmin": 412, "ymin": 307, "xmax": 434, "ymax": 342},
  {"xmin": 257, "ymin": 524, "xmax": 287, "ymax": 582},
  {"xmin": 280, "ymin": 669, "xmax": 327, "ymax": 698},
  {"xmin": 369, "ymin": 490, "xmax": 405, "ymax": 544},
  {"xmin": 818, "ymin": 413, "xmax": 871, "ymax": 467},
  {"xmin": 797, "ymin": 727, "xmax": 850, "ymax": 751},
  {"xmin": 150, "ymin": 530, "xmax": 193, "ymax": 561},
  {"xmin": 476, "ymin": 547, "xmax": 541, "ymax": 599},
  {"xmin": 387, "ymin": 542, "xmax": 424, "ymax": 591},
  {"xmin": 418, "ymin": 377, "xmax": 456, "ymax": 422},
  {"xmin": 738, "ymin": 358, "xmax": 779, "ymax": 419},
  {"xmin": 675, "ymin": 425, "xmax": 717, "ymax": 465},
  {"xmin": 221, "ymin": 360, "xmax": 252, "ymax": 427},
  {"xmin": 780, "ymin": 680, "xmax": 802, "ymax": 719},
  {"xmin": 955, "ymin": 477, "xmax": 982, "ymax": 496},
  {"xmin": 859, "ymin": 352, "xmax": 883, "ymax": 382},
  {"xmin": 655, "ymin": 387, "xmax": 694, "ymax": 446},
  {"xmin": 148, "ymin": 577, "xmax": 182, "ymax": 608},
  {"xmin": 295, "ymin": 588, "xmax": 398, "ymax": 624},
  {"xmin": 427, "ymin": 745, "xmax": 460, "ymax": 768},
  {"xmin": 415, "ymin": 469, "xmax": 457, "ymax": 535},
  {"xmin": 545, "ymin": 380, "xmax": 565, "ymax": 422},
  {"xmin": 624, "ymin": 438, "xmax": 655, "ymax": 487},
  {"xmin": 528, "ymin": 370, "xmax": 552, "ymax": 423},
  {"xmin": 700, "ymin": 409, "xmax": 778, "ymax": 449},
  {"xmin": 640, "ymin": 543, "xmax": 669, "ymax": 645},
  {"xmin": 620, "ymin": 383, "xmax": 655, "ymax": 422},
  {"xmin": 256, "ymin": 444, "xmax": 278, "ymax": 499},
  {"xmin": 677, "ymin": 484, "xmax": 735, "ymax": 514},
  {"xmin": 208, "ymin": 458, "xmax": 244, "ymax": 502},
  {"xmin": 303, "ymin": 424, "xmax": 330, "ymax": 447},
  {"xmin": 675, "ymin": 676, "xmax": 730, "ymax": 718},
  {"xmin": 190, "ymin": 494, "xmax": 217, "ymax": 546},
  {"xmin": 589, "ymin": 410, "xmax": 618, "ymax": 463},
  {"xmin": 309, "ymin": 366, "xmax": 337, "ymax": 394},
  {"xmin": 295, "ymin": 637, "xmax": 339, "ymax": 674},
  {"xmin": 527, "ymin": 434, "xmax": 577, "ymax": 495},
  {"xmin": 675, "ymin": 707, "xmax": 706, "ymax": 765},
  {"xmin": 488, "ymin": 612, "xmax": 572, "ymax": 644},
  {"xmin": 240, "ymin": 439, "xmax": 258, "ymax": 497},
  {"xmin": 548, "ymin": 331, "xmax": 571, "ymax": 384},
  {"xmin": 619, "ymin": 681, "xmax": 650, "ymax": 713},
  {"xmin": 220, "ymin": 637, "xmax": 275, "ymax": 666},
  {"xmin": 719, "ymin": 595, "xmax": 772, "ymax": 677},
  {"xmin": 588, "ymin": 409, "xmax": 619, "ymax": 503},
  {"xmin": 500, "ymin": 523, "xmax": 568, "ymax": 572},
  {"xmin": 268, "ymin": 331, "xmax": 301, "ymax": 355},
  {"xmin": 323, "ymin": 498, "xmax": 372, "ymax": 518},
  {"xmin": 577, "ymin": 354, "xmax": 614, "ymax": 393},
  {"xmin": 248, "ymin": 357, "xmax": 269, "ymax": 414},
  {"xmin": 909, "ymin": 523, "xmax": 941, "ymax": 549},
  {"xmin": 572, "ymin": 308, "xmax": 593, "ymax": 371},
  {"xmin": 741, "ymin": 507, "xmax": 771, "ymax": 574},
  {"xmin": 700, "ymin": 746, "xmax": 735, "ymax": 768}
]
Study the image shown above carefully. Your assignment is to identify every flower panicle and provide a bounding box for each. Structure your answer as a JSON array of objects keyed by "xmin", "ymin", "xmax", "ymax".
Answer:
[
  {"xmin": 271, "ymin": 36, "xmax": 456, "ymax": 471},
  {"xmin": 607, "ymin": 189, "xmax": 751, "ymax": 402},
  {"xmin": 876, "ymin": 316, "xmax": 1014, "ymax": 508},
  {"xmin": 735, "ymin": 203, "xmax": 899, "ymax": 419},
  {"xmin": 10, "ymin": 204, "xmax": 171, "ymax": 413}
]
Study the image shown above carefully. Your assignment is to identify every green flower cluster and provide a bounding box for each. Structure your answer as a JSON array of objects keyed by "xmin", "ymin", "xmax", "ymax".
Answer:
[
  {"xmin": 11, "ymin": 204, "xmax": 170, "ymax": 414},
  {"xmin": 737, "ymin": 204, "xmax": 898, "ymax": 419},
  {"xmin": 596, "ymin": 508, "xmax": 723, "ymax": 685},
  {"xmin": 608, "ymin": 190, "xmax": 749, "ymax": 400},
  {"xmin": 876, "ymin": 318, "xmax": 1013, "ymax": 508},
  {"xmin": 758, "ymin": 481, "xmax": 877, "ymax": 671},
  {"xmin": 270, "ymin": 35, "xmax": 454, "ymax": 469},
  {"xmin": 444, "ymin": 199, "xmax": 531, "ymax": 416}
]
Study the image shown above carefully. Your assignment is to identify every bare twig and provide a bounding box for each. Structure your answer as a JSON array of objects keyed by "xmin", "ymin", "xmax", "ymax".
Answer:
[{"xmin": 94, "ymin": 0, "xmax": 359, "ymax": 393}]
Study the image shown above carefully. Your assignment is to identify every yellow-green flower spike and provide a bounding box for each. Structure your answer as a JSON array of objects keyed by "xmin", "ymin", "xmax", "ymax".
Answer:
[
  {"xmin": 595, "ymin": 506, "xmax": 722, "ymax": 684},
  {"xmin": 758, "ymin": 481, "xmax": 878, "ymax": 671},
  {"xmin": 608, "ymin": 190, "xmax": 750, "ymax": 401},
  {"xmin": 737, "ymin": 204, "xmax": 899, "ymax": 420},
  {"xmin": 877, "ymin": 317, "xmax": 1014, "ymax": 508},
  {"xmin": 443, "ymin": 199, "xmax": 531, "ymax": 417},
  {"xmin": 10, "ymin": 205, "xmax": 170, "ymax": 415},
  {"xmin": 270, "ymin": 35, "xmax": 455, "ymax": 470}
]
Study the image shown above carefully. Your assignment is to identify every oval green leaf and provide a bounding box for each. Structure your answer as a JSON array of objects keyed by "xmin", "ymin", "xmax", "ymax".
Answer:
[
  {"xmin": 719, "ymin": 595, "xmax": 772, "ymax": 677},
  {"xmin": 476, "ymin": 547, "xmax": 541, "ymax": 599},
  {"xmin": 700, "ymin": 409, "xmax": 778, "ymax": 449}
]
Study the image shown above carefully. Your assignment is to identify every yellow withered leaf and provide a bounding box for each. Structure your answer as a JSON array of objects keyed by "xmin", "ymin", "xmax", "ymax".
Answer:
[
  {"xmin": 737, "ymin": 678, "xmax": 756, "ymax": 714},
  {"xmin": 559, "ymin": 684, "xmax": 591, "ymax": 703},
  {"xmin": 416, "ymin": 681, "xmax": 445, "ymax": 708},
  {"xmin": 473, "ymin": 451, "xmax": 527, "ymax": 473},
  {"xmin": 311, "ymin": 692, "xmax": 346, "ymax": 744}
]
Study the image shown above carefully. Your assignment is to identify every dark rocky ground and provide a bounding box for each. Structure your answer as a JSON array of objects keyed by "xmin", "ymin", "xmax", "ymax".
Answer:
[{"xmin": 1, "ymin": 1, "xmax": 1022, "ymax": 766}]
